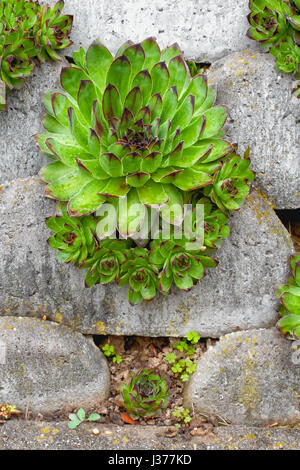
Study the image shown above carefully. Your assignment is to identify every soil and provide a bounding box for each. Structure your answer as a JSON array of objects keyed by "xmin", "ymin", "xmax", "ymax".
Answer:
[{"xmin": 93, "ymin": 335, "xmax": 220, "ymax": 434}]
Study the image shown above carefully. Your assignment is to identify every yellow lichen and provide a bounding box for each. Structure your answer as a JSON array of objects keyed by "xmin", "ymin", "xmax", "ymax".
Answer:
[{"xmin": 93, "ymin": 320, "xmax": 106, "ymax": 335}]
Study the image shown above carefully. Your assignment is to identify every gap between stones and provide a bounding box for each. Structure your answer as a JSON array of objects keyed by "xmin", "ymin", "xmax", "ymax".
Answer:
[
  {"xmin": 275, "ymin": 208, "xmax": 300, "ymax": 251},
  {"xmin": 89, "ymin": 334, "xmax": 219, "ymax": 427}
]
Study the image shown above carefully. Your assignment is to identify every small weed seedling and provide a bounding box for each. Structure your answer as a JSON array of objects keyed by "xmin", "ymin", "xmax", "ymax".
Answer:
[
  {"xmin": 173, "ymin": 407, "xmax": 192, "ymax": 425},
  {"xmin": 68, "ymin": 408, "xmax": 100, "ymax": 429},
  {"xmin": 101, "ymin": 343, "xmax": 123, "ymax": 364},
  {"xmin": 165, "ymin": 331, "xmax": 200, "ymax": 382}
]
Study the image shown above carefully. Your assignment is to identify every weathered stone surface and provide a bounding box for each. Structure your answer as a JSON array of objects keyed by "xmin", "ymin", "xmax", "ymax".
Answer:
[
  {"xmin": 184, "ymin": 328, "xmax": 300, "ymax": 425},
  {"xmin": 0, "ymin": 60, "xmax": 65, "ymax": 183},
  {"xmin": 1, "ymin": 421, "xmax": 300, "ymax": 450},
  {"xmin": 208, "ymin": 50, "xmax": 300, "ymax": 209},
  {"xmin": 0, "ymin": 177, "xmax": 293, "ymax": 336},
  {"xmin": 0, "ymin": 316, "xmax": 110, "ymax": 414},
  {"xmin": 49, "ymin": 0, "xmax": 255, "ymax": 61}
]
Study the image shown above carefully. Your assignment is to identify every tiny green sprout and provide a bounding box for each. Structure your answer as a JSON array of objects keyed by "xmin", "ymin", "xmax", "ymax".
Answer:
[
  {"xmin": 185, "ymin": 359, "xmax": 197, "ymax": 375},
  {"xmin": 185, "ymin": 345, "xmax": 196, "ymax": 356},
  {"xmin": 180, "ymin": 372, "xmax": 190, "ymax": 382},
  {"xmin": 172, "ymin": 407, "xmax": 191, "ymax": 424},
  {"xmin": 101, "ymin": 343, "xmax": 123, "ymax": 364},
  {"xmin": 184, "ymin": 415, "xmax": 192, "ymax": 424},
  {"xmin": 171, "ymin": 362, "xmax": 184, "ymax": 374},
  {"xmin": 173, "ymin": 340, "xmax": 189, "ymax": 352},
  {"xmin": 102, "ymin": 344, "xmax": 115, "ymax": 357},
  {"xmin": 165, "ymin": 352, "xmax": 177, "ymax": 364},
  {"xmin": 113, "ymin": 354, "xmax": 123, "ymax": 364},
  {"xmin": 68, "ymin": 408, "xmax": 100, "ymax": 429},
  {"xmin": 186, "ymin": 331, "xmax": 200, "ymax": 344}
]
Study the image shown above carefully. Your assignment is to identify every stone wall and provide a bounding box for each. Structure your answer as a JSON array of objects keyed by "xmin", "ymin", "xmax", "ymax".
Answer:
[{"xmin": 0, "ymin": 0, "xmax": 299, "ymax": 425}]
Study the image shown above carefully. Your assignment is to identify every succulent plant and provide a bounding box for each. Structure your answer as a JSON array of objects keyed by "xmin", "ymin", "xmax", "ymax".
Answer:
[
  {"xmin": 46, "ymin": 202, "xmax": 98, "ymax": 265},
  {"xmin": 149, "ymin": 199, "xmax": 227, "ymax": 294},
  {"xmin": 247, "ymin": 0, "xmax": 292, "ymax": 47},
  {"xmin": 270, "ymin": 35, "xmax": 300, "ymax": 74},
  {"xmin": 120, "ymin": 368, "xmax": 169, "ymax": 418},
  {"xmin": 37, "ymin": 37, "xmax": 251, "ymax": 218},
  {"xmin": 39, "ymin": 38, "xmax": 254, "ymax": 304},
  {"xmin": 83, "ymin": 238, "xmax": 132, "ymax": 287},
  {"xmin": 247, "ymin": 0, "xmax": 300, "ymax": 87},
  {"xmin": 119, "ymin": 247, "xmax": 160, "ymax": 304},
  {"xmin": 277, "ymin": 254, "xmax": 300, "ymax": 340},
  {"xmin": 0, "ymin": 28, "xmax": 35, "ymax": 96},
  {"xmin": 0, "ymin": 0, "xmax": 72, "ymax": 110}
]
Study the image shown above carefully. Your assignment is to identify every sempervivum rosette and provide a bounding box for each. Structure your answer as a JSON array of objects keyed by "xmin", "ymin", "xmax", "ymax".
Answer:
[
  {"xmin": 120, "ymin": 368, "xmax": 169, "ymax": 419},
  {"xmin": 45, "ymin": 202, "xmax": 98, "ymax": 265},
  {"xmin": 37, "ymin": 38, "xmax": 254, "ymax": 304},
  {"xmin": 0, "ymin": 0, "xmax": 72, "ymax": 110},
  {"xmin": 277, "ymin": 254, "xmax": 300, "ymax": 340},
  {"xmin": 247, "ymin": 0, "xmax": 300, "ymax": 85}
]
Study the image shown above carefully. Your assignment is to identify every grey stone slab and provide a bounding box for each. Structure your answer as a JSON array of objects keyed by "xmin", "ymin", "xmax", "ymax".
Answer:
[
  {"xmin": 184, "ymin": 328, "xmax": 300, "ymax": 426},
  {"xmin": 208, "ymin": 50, "xmax": 300, "ymax": 209},
  {"xmin": 0, "ymin": 420, "xmax": 300, "ymax": 450},
  {"xmin": 0, "ymin": 316, "xmax": 110, "ymax": 415},
  {"xmin": 0, "ymin": 177, "xmax": 293, "ymax": 336},
  {"xmin": 0, "ymin": 60, "xmax": 65, "ymax": 183},
  {"xmin": 48, "ymin": 0, "xmax": 255, "ymax": 61}
]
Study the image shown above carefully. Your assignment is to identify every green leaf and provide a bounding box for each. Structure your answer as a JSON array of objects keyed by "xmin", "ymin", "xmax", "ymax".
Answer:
[
  {"xmin": 50, "ymin": 92, "xmax": 72, "ymax": 127},
  {"xmin": 88, "ymin": 413, "xmax": 100, "ymax": 421},
  {"xmin": 171, "ymin": 94, "xmax": 194, "ymax": 131},
  {"xmin": 126, "ymin": 172, "xmax": 150, "ymax": 188},
  {"xmin": 141, "ymin": 37, "xmax": 161, "ymax": 70},
  {"xmin": 106, "ymin": 55, "xmax": 132, "ymax": 103},
  {"xmin": 180, "ymin": 115, "xmax": 206, "ymax": 149},
  {"xmin": 161, "ymin": 43, "xmax": 183, "ymax": 64},
  {"xmin": 77, "ymin": 80, "xmax": 97, "ymax": 124},
  {"xmin": 173, "ymin": 168, "xmax": 212, "ymax": 190},
  {"xmin": 148, "ymin": 93, "xmax": 163, "ymax": 120},
  {"xmin": 140, "ymin": 152, "xmax": 162, "ymax": 173},
  {"xmin": 45, "ymin": 170, "xmax": 92, "ymax": 201},
  {"xmin": 102, "ymin": 84, "xmax": 122, "ymax": 120},
  {"xmin": 99, "ymin": 177, "xmax": 130, "ymax": 197},
  {"xmin": 40, "ymin": 161, "xmax": 74, "ymax": 183},
  {"xmin": 137, "ymin": 180, "xmax": 169, "ymax": 207},
  {"xmin": 45, "ymin": 137, "xmax": 81, "ymax": 167},
  {"xmin": 173, "ymin": 274, "xmax": 193, "ymax": 290},
  {"xmin": 132, "ymin": 70, "xmax": 152, "ymax": 106},
  {"xmin": 186, "ymin": 331, "xmax": 200, "ymax": 344},
  {"xmin": 150, "ymin": 61, "xmax": 170, "ymax": 96},
  {"xmin": 287, "ymin": 15, "xmax": 300, "ymax": 31},
  {"xmin": 161, "ymin": 86, "xmax": 178, "ymax": 123},
  {"xmin": 168, "ymin": 55, "xmax": 187, "ymax": 98},
  {"xmin": 282, "ymin": 292, "xmax": 300, "ymax": 314},
  {"xmin": 68, "ymin": 180, "xmax": 107, "ymax": 215},
  {"xmin": 68, "ymin": 419, "xmax": 81, "ymax": 429},
  {"xmin": 85, "ymin": 41, "xmax": 114, "ymax": 92},
  {"xmin": 77, "ymin": 408, "xmax": 86, "ymax": 421},
  {"xmin": 124, "ymin": 87, "xmax": 143, "ymax": 116},
  {"xmin": 100, "ymin": 153, "xmax": 123, "ymax": 177},
  {"xmin": 180, "ymin": 74, "xmax": 208, "ymax": 109},
  {"xmin": 123, "ymin": 44, "xmax": 145, "ymax": 79},
  {"xmin": 278, "ymin": 314, "xmax": 300, "ymax": 334},
  {"xmin": 122, "ymin": 152, "xmax": 142, "ymax": 175},
  {"xmin": 128, "ymin": 287, "xmax": 143, "ymax": 305},
  {"xmin": 200, "ymin": 106, "xmax": 227, "ymax": 139},
  {"xmin": 60, "ymin": 66, "xmax": 87, "ymax": 100}
]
